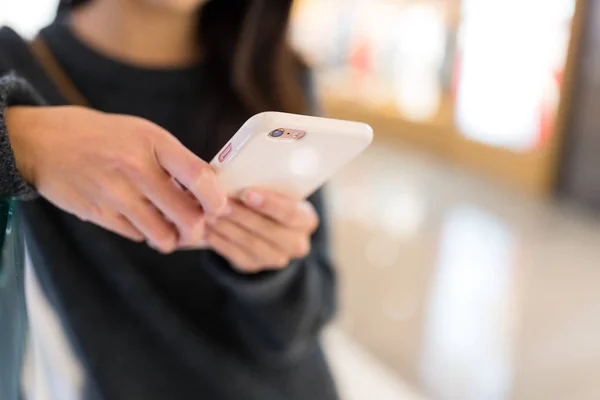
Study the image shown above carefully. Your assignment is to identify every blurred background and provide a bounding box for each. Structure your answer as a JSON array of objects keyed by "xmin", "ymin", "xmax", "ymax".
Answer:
[{"xmin": 4, "ymin": 0, "xmax": 600, "ymax": 399}]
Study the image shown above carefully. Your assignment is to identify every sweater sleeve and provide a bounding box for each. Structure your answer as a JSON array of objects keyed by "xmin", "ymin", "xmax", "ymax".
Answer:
[
  {"xmin": 201, "ymin": 189, "xmax": 337, "ymax": 364},
  {"xmin": 0, "ymin": 73, "xmax": 46, "ymax": 200}
]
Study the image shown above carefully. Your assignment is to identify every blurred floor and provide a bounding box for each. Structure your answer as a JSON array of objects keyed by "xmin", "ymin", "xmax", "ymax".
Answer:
[{"xmin": 325, "ymin": 138, "xmax": 600, "ymax": 400}]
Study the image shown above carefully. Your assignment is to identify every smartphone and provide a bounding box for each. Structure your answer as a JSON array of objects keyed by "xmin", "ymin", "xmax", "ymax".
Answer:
[{"xmin": 210, "ymin": 111, "xmax": 374, "ymax": 199}]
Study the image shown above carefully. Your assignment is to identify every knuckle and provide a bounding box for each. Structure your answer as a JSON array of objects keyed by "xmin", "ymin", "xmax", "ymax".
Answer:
[
  {"xmin": 86, "ymin": 203, "xmax": 105, "ymax": 220},
  {"xmin": 189, "ymin": 165, "xmax": 218, "ymax": 193},
  {"xmin": 153, "ymin": 171, "xmax": 173, "ymax": 188},
  {"xmin": 117, "ymin": 154, "xmax": 145, "ymax": 177},
  {"xmin": 130, "ymin": 116, "xmax": 158, "ymax": 135},
  {"xmin": 143, "ymin": 209, "xmax": 176, "ymax": 245},
  {"xmin": 152, "ymin": 228, "xmax": 176, "ymax": 248},
  {"xmin": 188, "ymin": 158, "xmax": 211, "ymax": 177},
  {"xmin": 77, "ymin": 204, "xmax": 111, "ymax": 224},
  {"xmin": 273, "ymin": 256, "xmax": 290, "ymax": 269},
  {"xmin": 283, "ymin": 208, "xmax": 299, "ymax": 223},
  {"xmin": 109, "ymin": 190, "xmax": 137, "ymax": 212},
  {"xmin": 185, "ymin": 162, "xmax": 213, "ymax": 193},
  {"xmin": 187, "ymin": 215, "xmax": 205, "ymax": 231},
  {"xmin": 99, "ymin": 184, "xmax": 120, "ymax": 200},
  {"xmin": 180, "ymin": 217, "xmax": 205, "ymax": 243}
]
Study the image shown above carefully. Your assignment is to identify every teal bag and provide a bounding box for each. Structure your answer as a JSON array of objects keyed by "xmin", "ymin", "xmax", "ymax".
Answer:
[{"xmin": 0, "ymin": 199, "xmax": 27, "ymax": 400}]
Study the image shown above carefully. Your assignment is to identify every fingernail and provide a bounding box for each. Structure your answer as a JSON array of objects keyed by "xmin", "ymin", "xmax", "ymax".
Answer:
[
  {"xmin": 298, "ymin": 201, "xmax": 313, "ymax": 214},
  {"xmin": 244, "ymin": 190, "xmax": 263, "ymax": 207}
]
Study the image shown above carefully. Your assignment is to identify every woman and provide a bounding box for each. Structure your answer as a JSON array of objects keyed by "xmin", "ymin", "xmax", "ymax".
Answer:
[{"xmin": 0, "ymin": 0, "xmax": 338, "ymax": 399}]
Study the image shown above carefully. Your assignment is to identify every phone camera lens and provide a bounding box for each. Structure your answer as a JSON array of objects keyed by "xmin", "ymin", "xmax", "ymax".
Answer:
[{"xmin": 271, "ymin": 129, "xmax": 284, "ymax": 138}]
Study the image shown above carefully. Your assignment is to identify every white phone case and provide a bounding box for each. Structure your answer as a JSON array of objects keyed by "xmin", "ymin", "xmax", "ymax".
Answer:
[{"xmin": 210, "ymin": 111, "xmax": 374, "ymax": 199}]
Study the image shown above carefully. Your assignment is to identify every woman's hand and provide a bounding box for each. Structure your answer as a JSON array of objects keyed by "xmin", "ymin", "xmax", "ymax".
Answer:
[
  {"xmin": 204, "ymin": 189, "xmax": 319, "ymax": 274},
  {"xmin": 5, "ymin": 106, "xmax": 228, "ymax": 253}
]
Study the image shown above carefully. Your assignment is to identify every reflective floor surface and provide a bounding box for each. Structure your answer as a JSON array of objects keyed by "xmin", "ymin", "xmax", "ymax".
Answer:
[{"xmin": 326, "ymin": 138, "xmax": 600, "ymax": 400}]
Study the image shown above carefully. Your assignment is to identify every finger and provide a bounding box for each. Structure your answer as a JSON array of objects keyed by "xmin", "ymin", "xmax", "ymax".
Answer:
[
  {"xmin": 101, "ymin": 177, "xmax": 178, "ymax": 253},
  {"xmin": 128, "ymin": 201, "xmax": 178, "ymax": 253},
  {"xmin": 239, "ymin": 189, "xmax": 318, "ymax": 231},
  {"xmin": 137, "ymin": 167, "xmax": 205, "ymax": 246},
  {"xmin": 204, "ymin": 228, "xmax": 260, "ymax": 274},
  {"xmin": 206, "ymin": 218, "xmax": 289, "ymax": 268},
  {"xmin": 89, "ymin": 213, "xmax": 145, "ymax": 243},
  {"xmin": 67, "ymin": 189, "xmax": 145, "ymax": 242},
  {"xmin": 153, "ymin": 134, "xmax": 228, "ymax": 215},
  {"xmin": 222, "ymin": 202, "xmax": 310, "ymax": 259}
]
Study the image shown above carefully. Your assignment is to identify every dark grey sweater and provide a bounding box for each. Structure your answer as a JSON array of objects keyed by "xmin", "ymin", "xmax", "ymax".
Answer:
[
  {"xmin": 0, "ymin": 73, "xmax": 42, "ymax": 200},
  {"xmin": 0, "ymin": 22, "xmax": 338, "ymax": 400}
]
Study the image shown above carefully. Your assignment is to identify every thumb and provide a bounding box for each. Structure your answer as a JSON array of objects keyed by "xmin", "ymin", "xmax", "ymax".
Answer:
[{"xmin": 154, "ymin": 134, "xmax": 227, "ymax": 215}]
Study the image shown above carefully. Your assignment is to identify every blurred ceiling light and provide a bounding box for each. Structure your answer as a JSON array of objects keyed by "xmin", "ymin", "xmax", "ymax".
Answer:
[
  {"xmin": 289, "ymin": 0, "xmax": 350, "ymax": 67},
  {"xmin": 393, "ymin": 2, "xmax": 446, "ymax": 121},
  {"xmin": 396, "ymin": 3, "xmax": 447, "ymax": 62},
  {"xmin": 455, "ymin": 0, "xmax": 575, "ymax": 151},
  {"xmin": 395, "ymin": 68, "xmax": 443, "ymax": 122},
  {"xmin": 0, "ymin": 0, "xmax": 58, "ymax": 39}
]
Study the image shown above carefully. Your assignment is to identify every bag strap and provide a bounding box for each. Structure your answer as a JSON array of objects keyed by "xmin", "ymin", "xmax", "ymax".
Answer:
[{"xmin": 29, "ymin": 36, "xmax": 90, "ymax": 107}]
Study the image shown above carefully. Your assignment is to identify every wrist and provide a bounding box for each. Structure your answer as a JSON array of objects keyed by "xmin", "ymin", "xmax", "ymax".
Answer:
[
  {"xmin": 0, "ymin": 74, "xmax": 46, "ymax": 199},
  {"xmin": 4, "ymin": 106, "xmax": 37, "ymax": 186}
]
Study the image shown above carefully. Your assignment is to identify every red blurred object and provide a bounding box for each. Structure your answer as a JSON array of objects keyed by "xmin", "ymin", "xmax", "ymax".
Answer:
[
  {"xmin": 537, "ymin": 67, "xmax": 563, "ymax": 148},
  {"xmin": 451, "ymin": 49, "xmax": 462, "ymax": 104},
  {"xmin": 350, "ymin": 39, "xmax": 372, "ymax": 79}
]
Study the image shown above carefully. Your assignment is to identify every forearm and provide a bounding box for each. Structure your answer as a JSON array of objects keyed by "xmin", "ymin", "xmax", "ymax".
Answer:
[{"xmin": 0, "ymin": 73, "xmax": 45, "ymax": 199}]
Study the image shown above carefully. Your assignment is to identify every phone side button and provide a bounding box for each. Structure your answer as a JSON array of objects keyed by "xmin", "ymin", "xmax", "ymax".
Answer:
[{"xmin": 218, "ymin": 143, "xmax": 233, "ymax": 163}]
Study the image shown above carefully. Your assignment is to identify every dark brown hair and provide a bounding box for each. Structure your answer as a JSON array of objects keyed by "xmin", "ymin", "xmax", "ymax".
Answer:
[{"xmin": 58, "ymin": 0, "xmax": 310, "ymax": 154}]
